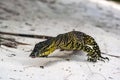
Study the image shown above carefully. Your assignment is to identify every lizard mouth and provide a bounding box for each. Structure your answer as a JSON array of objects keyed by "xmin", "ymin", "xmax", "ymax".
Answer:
[
  {"xmin": 29, "ymin": 52, "xmax": 37, "ymax": 58},
  {"xmin": 30, "ymin": 55, "xmax": 36, "ymax": 58}
]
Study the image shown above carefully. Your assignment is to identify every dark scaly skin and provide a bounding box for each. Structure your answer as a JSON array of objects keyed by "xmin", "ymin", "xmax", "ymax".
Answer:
[{"xmin": 30, "ymin": 31, "xmax": 109, "ymax": 62}]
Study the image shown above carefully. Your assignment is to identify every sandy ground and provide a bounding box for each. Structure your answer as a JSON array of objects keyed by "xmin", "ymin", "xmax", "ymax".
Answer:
[{"xmin": 0, "ymin": 0, "xmax": 120, "ymax": 80}]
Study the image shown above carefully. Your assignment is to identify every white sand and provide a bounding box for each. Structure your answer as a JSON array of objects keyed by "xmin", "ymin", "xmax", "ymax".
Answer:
[{"xmin": 0, "ymin": 0, "xmax": 120, "ymax": 80}]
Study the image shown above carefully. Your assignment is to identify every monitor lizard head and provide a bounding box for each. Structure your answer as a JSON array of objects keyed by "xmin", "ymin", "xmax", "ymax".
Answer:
[{"xmin": 29, "ymin": 38, "xmax": 55, "ymax": 58}]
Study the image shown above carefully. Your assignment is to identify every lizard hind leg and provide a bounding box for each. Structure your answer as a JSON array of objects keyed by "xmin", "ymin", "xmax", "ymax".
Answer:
[
  {"xmin": 98, "ymin": 55, "xmax": 109, "ymax": 62},
  {"xmin": 82, "ymin": 45, "xmax": 99, "ymax": 62}
]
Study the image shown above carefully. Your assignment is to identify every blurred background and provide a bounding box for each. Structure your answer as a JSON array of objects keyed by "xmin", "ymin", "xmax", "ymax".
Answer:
[{"xmin": 0, "ymin": 0, "xmax": 120, "ymax": 34}]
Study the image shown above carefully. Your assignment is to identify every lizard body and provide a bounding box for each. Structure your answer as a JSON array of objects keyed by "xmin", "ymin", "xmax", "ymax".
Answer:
[{"xmin": 30, "ymin": 31, "xmax": 109, "ymax": 62}]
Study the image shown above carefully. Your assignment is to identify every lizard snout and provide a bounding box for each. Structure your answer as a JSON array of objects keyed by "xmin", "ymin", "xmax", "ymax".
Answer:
[{"xmin": 29, "ymin": 52, "xmax": 37, "ymax": 58}]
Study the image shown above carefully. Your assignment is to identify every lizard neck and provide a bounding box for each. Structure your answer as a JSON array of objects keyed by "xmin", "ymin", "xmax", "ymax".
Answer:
[{"xmin": 45, "ymin": 38, "xmax": 56, "ymax": 52}]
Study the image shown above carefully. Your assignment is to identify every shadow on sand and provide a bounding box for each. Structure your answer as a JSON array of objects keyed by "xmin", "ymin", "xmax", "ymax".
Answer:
[{"xmin": 22, "ymin": 50, "xmax": 88, "ymax": 68}]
